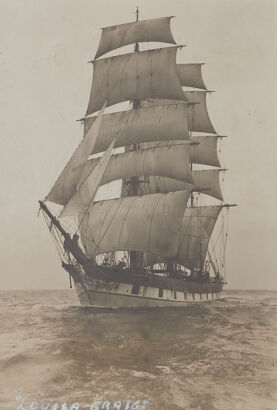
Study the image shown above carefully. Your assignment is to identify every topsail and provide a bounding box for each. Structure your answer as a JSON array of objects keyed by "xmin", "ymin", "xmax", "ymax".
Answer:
[{"xmin": 86, "ymin": 47, "xmax": 185, "ymax": 115}]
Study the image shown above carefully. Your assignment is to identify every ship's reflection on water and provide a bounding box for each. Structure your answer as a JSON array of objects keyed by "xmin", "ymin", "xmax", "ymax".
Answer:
[{"xmin": 1, "ymin": 290, "xmax": 277, "ymax": 409}]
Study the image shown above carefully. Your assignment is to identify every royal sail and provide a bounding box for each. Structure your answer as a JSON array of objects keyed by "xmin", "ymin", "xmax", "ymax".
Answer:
[{"xmin": 95, "ymin": 16, "xmax": 176, "ymax": 58}]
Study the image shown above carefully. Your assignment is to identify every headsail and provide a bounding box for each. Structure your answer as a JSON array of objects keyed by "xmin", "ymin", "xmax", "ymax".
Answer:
[
  {"xmin": 45, "ymin": 103, "xmax": 106, "ymax": 205},
  {"xmin": 60, "ymin": 139, "xmax": 116, "ymax": 217},
  {"xmin": 86, "ymin": 47, "xmax": 185, "ymax": 116},
  {"xmin": 95, "ymin": 17, "xmax": 176, "ymax": 59}
]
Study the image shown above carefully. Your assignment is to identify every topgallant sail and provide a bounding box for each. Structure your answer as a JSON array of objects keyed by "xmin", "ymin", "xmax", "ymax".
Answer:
[{"xmin": 39, "ymin": 10, "xmax": 236, "ymax": 307}]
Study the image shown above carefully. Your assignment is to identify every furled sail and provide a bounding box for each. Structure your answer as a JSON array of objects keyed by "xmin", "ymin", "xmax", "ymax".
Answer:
[
  {"xmin": 60, "ymin": 139, "xmax": 116, "ymax": 217},
  {"xmin": 142, "ymin": 169, "xmax": 223, "ymax": 201},
  {"xmin": 82, "ymin": 145, "xmax": 193, "ymax": 187},
  {"xmin": 86, "ymin": 47, "xmax": 185, "ymax": 116},
  {"xmin": 176, "ymin": 206, "xmax": 222, "ymax": 269},
  {"xmin": 141, "ymin": 91, "xmax": 216, "ymax": 134},
  {"xmin": 176, "ymin": 64, "xmax": 207, "ymax": 90},
  {"xmin": 84, "ymin": 104, "xmax": 190, "ymax": 154},
  {"xmin": 95, "ymin": 17, "xmax": 176, "ymax": 59},
  {"xmin": 45, "ymin": 103, "xmax": 106, "ymax": 205},
  {"xmin": 79, "ymin": 191, "xmax": 191, "ymax": 258}
]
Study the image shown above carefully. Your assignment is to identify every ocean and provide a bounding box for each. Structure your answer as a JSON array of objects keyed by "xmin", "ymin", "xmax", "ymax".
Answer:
[{"xmin": 0, "ymin": 290, "xmax": 276, "ymax": 410}]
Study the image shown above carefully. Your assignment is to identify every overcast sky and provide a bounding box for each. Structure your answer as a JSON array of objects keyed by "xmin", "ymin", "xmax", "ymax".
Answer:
[{"xmin": 1, "ymin": 0, "xmax": 277, "ymax": 290}]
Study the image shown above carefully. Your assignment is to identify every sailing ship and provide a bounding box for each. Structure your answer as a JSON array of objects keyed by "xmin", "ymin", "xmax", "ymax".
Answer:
[{"xmin": 39, "ymin": 10, "xmax": 235, "ymax": 307}]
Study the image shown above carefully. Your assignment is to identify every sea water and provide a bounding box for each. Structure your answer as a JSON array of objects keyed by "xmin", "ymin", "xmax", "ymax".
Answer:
[{"xmin": 0, "ymin": 290, "xmax": 276, "ymax": 410}]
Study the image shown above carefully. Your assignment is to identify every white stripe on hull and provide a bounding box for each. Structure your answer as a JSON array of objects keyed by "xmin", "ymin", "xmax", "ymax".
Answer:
[{"xmin": 74, "ymin": 279, "xmax": 223, "ymax": 308}]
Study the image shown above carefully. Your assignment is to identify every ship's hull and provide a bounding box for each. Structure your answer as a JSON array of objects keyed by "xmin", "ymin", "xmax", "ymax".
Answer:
[{"xmin": 64, "ymin": 262, "xmax": 224, "ymax": 307}]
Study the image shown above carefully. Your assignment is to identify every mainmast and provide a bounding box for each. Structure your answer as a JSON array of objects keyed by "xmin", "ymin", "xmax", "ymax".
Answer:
[{"xmin": 126, "ymin": 6, "xmax": 144, "ymax": 269}]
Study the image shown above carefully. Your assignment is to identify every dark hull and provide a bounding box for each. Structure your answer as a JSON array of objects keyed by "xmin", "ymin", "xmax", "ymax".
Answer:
[{"xmin": 64, "ymin": 262, "xmax": 224, "ymax": 307}]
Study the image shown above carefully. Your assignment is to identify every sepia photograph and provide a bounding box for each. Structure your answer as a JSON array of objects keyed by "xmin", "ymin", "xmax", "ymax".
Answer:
[{"xmin": 1, "ymin": 0, "xmax": 276, "ymax": 409}]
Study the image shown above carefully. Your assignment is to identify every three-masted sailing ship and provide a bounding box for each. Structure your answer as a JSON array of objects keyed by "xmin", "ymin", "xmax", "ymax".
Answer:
[{"xmin": 39, "ymin": 11, "xmax": 235, "ymax": 307}]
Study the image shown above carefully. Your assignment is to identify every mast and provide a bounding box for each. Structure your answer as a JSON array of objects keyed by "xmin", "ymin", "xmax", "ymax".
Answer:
[{"xmin": 125, "ymin": 6, "xmax": 144, "ymax": 270}]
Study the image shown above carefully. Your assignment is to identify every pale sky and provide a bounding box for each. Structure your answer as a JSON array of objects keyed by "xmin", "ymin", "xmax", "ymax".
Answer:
[{"xmin": 1, "ymin": 0, "xmax": 277, "ymax": 289}]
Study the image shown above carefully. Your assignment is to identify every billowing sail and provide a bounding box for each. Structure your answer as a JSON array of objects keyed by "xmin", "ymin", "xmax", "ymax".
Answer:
[
  {"xmin": 176, "ymin": 64, "xmax": 206, "ymax": 90},
  {"xmin": 184, "ymin": 91, "xmax": 216, "ymax": 134},
  {"xmin": 142, "ymin": 169, "xmax": 223, "ymax": 201},
  {"xmin": 95, "ymin": 17, "xmax": 176, "ymax": 59},
  {"xmin": 139, "ymin": 135, "xmax": 221, "ymax": 168},
  {"xmin": 82, "ymin": 145, "xmax": 193, "ymax": 186},
  {"xmin": 80, "ymin": 191, "xmax": 190, "ymax": 258},
  {"xmin": 86, "ymin": 47, "xmax": 185, "ymax": 115},
  {"xmin": 176, "ymin": 206, "xmax": 222, "ymax": 269},
  {"xmin": 84, "ymin": 104, "xmax": 190, "ymax": 154},
  {"xmin": 190, "ymin": 169, "xmax": 224, "ymax": 201},
  {"xmin": 45, "ymin": 103, "xmax": 106, "ymax": 205},
  {"xmin": 60, "ymin": 139, "xmax": 116, "ymax": 217},
  {"xmin": 141, "ymin": 91, "xmax": 216, "ymax": 134},
  {"xmin": 190, "ymin": 135, "xmax": 221, "ymax": 167}
]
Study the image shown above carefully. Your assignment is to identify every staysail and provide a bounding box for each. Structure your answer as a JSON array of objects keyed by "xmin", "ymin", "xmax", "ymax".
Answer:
[
  {"xmin": 45, "ymin": 103, "xmax": 106, "ymax": 205},
  {"xmin": 60, "ymin": 139, "xmax": 116, "ymax": 217}
]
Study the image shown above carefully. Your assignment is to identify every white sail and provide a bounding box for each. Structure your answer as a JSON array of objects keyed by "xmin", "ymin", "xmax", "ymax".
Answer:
[
  {"xmin": 184, "ymin": 91, "xmax": 216, "ymax": 134},
  {"xmin": 190, "ymin": 135, "xmax": 221, "ymax": 167},
  {"xmin": 142, "ymin": 169, "xmax": 223, "ymax": 201},
  {"xmin": 45, "ymin": 103, "xmax": 106, "ymax": 205},
  {"xmin": 80, "ymin": 191, "xmax": 190, "ymax": 258},
  {"xmin": 143, "ymin": 205, "xmax": 222, "ymax": 268},
  {"xmin": 84, "ymin": 104, "xmax": 190, "ymax": 154},
  {"xmin": 176, "ymin": 64, "xmax": 206, "ymax": 90},
  {"xmin": 86, "ymin": 47, "xmax": 185, "ymax": 116},
  {"xmin": 141, "ymin": 90, "xmax": 216, "ymax": 134},
  {"xmin": 190, "ymin": 169, "xmax": 223, "ymax": 201},
  {"xmin": 60, "ymin": 139, "xmax": 116, "ymax": 217},
  {"xmin": 95, "ymin": 17, "xmax": 176, "ymax": 59},
  {"xmin": 139, "ymin": 135, "xmax": 221, "ymax": 168},
  {"xmin": 176, "ymin": 206, "xmax": 222, "ymax": 269},
  {"xmin": 82, "ymin": 145, "xmax": 193, "ymax": 186}
]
